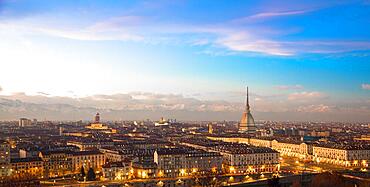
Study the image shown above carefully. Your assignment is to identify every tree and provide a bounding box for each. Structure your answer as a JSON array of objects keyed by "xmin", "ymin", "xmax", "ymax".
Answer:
[
  {"xmin": 80, "ymin": 166, "xmax": 86, "ymax": 178},
  {"xmin": 310, "ymin": 172, "xmax": 350, "ymax": 187},
  {"xmin": 87, "ymin": 168, "xmax": 96, "ymax": 181},
  {"xmin": 291, "ymin": 179, "xmax": 301, "ymax": 187},
  {"xmin": 190, "ymin": 171, "xmax": 223, "ymax": 187},
  {"xmin": 267, "ymin": 175, "xmax": 280, "ymax": 187}
]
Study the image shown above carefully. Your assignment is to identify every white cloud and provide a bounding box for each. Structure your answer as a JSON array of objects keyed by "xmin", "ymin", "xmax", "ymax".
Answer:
[
  {"xmin": 362, "ymin": 84, "xmax": 370, "ymax": 90},
  {"xmin": 297, "ymin": 104, "xmax": 331, "ymax": 113},
  {"xmin": 288, "ymin": 91, "xmax": 326, "ymax": 101},
  {"xmin": 0, "ymin": 92, "xmax": 242, "ymax": 112}
]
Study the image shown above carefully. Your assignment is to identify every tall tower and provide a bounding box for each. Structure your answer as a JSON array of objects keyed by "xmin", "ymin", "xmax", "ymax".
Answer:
[
  {"xmin": 208, "ymin": 123, "xmax": 213, "ymax": 134},
  {"xmin": 59, "ymin": 127, "xmax": 64, "ymax": 136},
  {"xmin": 239, "ymin": 86, "xmax": 256, "ymax": 134},
  {"xmin": 94, "ymin": 113, "xmax": 100, "ymax": 123},
  {"xmin": 19, "ymin": 118, "xmax": 32, "ymax": 127}
]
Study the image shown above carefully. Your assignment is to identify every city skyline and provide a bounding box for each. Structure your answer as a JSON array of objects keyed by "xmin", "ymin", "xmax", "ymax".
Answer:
[{"xmin": 0, "ymin": 0, "xmax": 369, "ymax": 122}]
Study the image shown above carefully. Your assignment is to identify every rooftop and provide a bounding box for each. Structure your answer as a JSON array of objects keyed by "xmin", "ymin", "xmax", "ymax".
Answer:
[
  {"xmin": 155, "ymin": 147, "xmax": 221, "ymax": 157},
  {"xmin": 314, "ymin": 143, "xmax": 370, "ymax": 150},
  {"xmin": 102, "ymin": 161, "xmax": 130, "ymax": 168},
  {"xmin": 71, "ymin": 150, "xmax": 103, "ymax": 156},
  {"xmin": 11, "ymin": 157, "xmax": 42, "ymax": 163}
]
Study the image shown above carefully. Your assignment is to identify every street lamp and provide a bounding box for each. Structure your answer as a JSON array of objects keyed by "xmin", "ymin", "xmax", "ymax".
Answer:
[
  {"xmin": 157, "ymin": 181, "xmax": 164, "ymax": 187},
  {"xmin": 180, "ymin": 169, "xmax": 186, "ymax": 176},
  {"xmin": 229, "ymin": 166, "xmax": 235, "ymax": 174},
  {"xmin": 228, "ymin": 176, "xmax": 234, "ymax": 183},
  {"xmin": 192, "ymin": 168, "xmax": 198, "ymax": 173}
]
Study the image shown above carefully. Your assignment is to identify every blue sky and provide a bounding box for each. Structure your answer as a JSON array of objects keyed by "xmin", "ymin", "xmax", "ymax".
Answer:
[{"xmin": 0, "ymin": 0, "xmax": 369, "ymax": 121}]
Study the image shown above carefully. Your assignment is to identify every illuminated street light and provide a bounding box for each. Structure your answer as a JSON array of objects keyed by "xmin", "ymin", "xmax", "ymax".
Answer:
[
  {"xmin": 362, "ymin": 160, "xmax": 367, "ymax": 167},
  {"xmin": 157, "ymin": 181, "xmax": 164, "ymax": 187},
  {"xmin": 211, "ymin": 167, "xmax": 217, "ymax": 173},
  {"xmin": 192, "ymin": 168, "xmax": 197, "ymax": 173},
  {"xmin": 158, "ymin": 170, "xmax": 163, "ymax": 177},
  {"xmin": 180, "ymin": 169, "xmax": 186, "ymax": 175},
  {"xmin": 229, "ymin": 176, "xmax": 234, "ymax": 182},
  {"xmin": 229, "ymin": 166, "xmax": 235, "ymax": 173}
]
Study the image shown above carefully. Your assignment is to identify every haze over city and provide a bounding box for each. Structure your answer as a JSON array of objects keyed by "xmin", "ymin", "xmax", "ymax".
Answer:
[{"xmin": 0, "ymin": 0, "xmax": 369, "ymax": 122}]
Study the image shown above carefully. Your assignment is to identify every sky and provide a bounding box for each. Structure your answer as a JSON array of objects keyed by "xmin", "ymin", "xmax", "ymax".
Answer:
[{"xmin": 0, "ymin": 0, "xmax": 369, "ymax": 122}]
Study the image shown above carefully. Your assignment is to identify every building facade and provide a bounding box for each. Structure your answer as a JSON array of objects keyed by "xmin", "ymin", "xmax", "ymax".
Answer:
[
  {"xmin": 71, "ymin": 150, "xmax": 106, "ymax": 173},
  {"xmin": 208, "ymin": 136, "xmax": 370, "ymax": 167},
  {"xmin": 0, "ymin": 140, "xmax": 11, "ymax": 178},
  {"xmin": 10, "ymin": 157, "xmax": 44, "ymax": 178},
  {"xmin": 39, "ymin": 151, "xmax": 73, "ymax": 178},
  {"xmin": 154, "ymin": 148, "xmax": 223, "ymax": 178},
  {"xmin": 132, "ymin": 159, "xmax": 157, "ymax": 179},
  {"xmin": 312, "ymin": 145, "xmax": 369, "ymax": 167},
  {"xmin": 67, "ymin": 140, "xmax": 114, "ymax": 151},
  {"xmin": 271, "ymin": 140, "xmax": 312, "ymax": 159},
  {"xmin": 212, "ymin": 144, "xmax": 280, "ymax": 174},
  {"xmin": 19, "ymin": 118, "xmax": 32, "ymax": 127},
  {"xmin": 102, "ymin": 161, "xmax": 132, "ymax": 181}
]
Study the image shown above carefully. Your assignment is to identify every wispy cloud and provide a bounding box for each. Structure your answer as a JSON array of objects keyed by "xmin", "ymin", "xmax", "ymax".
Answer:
[
  {"xmin": 288, "ymin": 91, "xmax": 326, "ymax": 101},
  {"xmin": 230, "ymin": 6, "xmax": 318, "ymax": 25},
  {"xmin": 0, "ymin": 19, "xmax": 144, "ymax": 42},
  {"xmin": 282, "ymin": 40, "xmax": 370, "ymax": 54},
  {"xmin": 39, "ymin": 24, "xmax": 145, "ymax": 42},
  {"xmin": 362, "ymin": 83, "xmax": 370, "ymax": 90},
  {"xmin": 2, "ymin": 4, "xmax": 370, "ymax": 56},
  {"xmin": 88, "ymin": 16, "xmax": 144, "ymax": 32},
  {"xmin": 215, "ymin": 33, "xmax": 293, "ymax": 56},
  {"xmin": 0, "ymin": 92, "xmax": 242, "ymax": 112},
  {"xmin": 37, "ymin": 92, "xmax": 50, "ymax": 96},
  {"xmin": 274, "ymin": 84, "xmax": 304, "ymax": 90},
  {"xmin": 0, "ymin": 91, "xmax": 369, "ymax": 121},
  {"xmin": 297, "ymin": 104, "xmax": 331, "ymax": 113},
  {"xmin": 47, "ymin": 24, "xmax": 370, "ymax": 55},
  {"xmin": 249, "ymin": 9, "xmax": 310, "ymax": 19}
]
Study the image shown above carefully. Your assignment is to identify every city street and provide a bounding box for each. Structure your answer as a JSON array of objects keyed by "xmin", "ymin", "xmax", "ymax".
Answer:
[
  {"xmin": 41, "ymin": 173, "xmax": 281, "ymax": 187},
  {"xmin": 280, "ymin": 156, "xmax": 349, "ymax": 173}
]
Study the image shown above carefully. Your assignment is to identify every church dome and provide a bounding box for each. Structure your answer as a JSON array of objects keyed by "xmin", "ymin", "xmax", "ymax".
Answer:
[{"xmin": 239, "ymin": 86, "xmax": 257, "ymax": 134}]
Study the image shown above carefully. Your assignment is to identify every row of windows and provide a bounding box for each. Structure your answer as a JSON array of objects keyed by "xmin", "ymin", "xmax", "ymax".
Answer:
[
  {"xmin": 12, "ymin": 165, "xmax": 42, "ymax": 169},
  {"xmin": 74, "ymin": 155, "xmax": 104, "ymax": 160}
]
